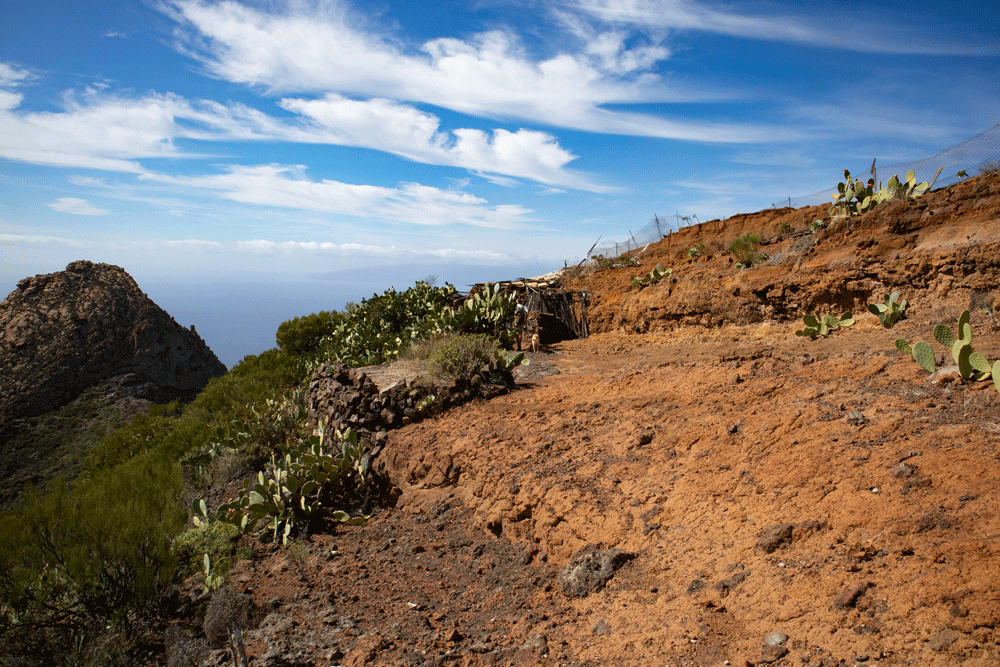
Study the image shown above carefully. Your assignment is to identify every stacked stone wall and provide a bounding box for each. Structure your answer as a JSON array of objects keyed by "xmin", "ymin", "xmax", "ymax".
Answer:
[{"xmin": 306, "ymin": 361, "xmax": 509, "ymax": 458}]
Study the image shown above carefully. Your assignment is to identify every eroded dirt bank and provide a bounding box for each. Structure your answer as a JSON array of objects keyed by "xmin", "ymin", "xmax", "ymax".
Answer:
[
  {"xmin": 213, "ymin": 174, "xmax": 1000, "ymax": 667},
  {"xmin": 385, "ymin": 321, "xmax": 1000, "ymax": 666}
]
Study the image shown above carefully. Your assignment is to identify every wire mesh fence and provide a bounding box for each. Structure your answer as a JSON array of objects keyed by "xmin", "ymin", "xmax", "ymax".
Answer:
[
  {"xmin": 773, "ymin": 123, "xmax": 1000, "ymax": 210},
  {"xmin": 589, "ymin": 214, "xmax": 700, "ymax": 259},
  {"xmin": 588, "ymin": 123, "xmax": 1000, "ymax": 261}
]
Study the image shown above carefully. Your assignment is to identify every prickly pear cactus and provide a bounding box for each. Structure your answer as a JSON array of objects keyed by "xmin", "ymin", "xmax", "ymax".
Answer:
[
  {"xmin": 830, "ymin": 169, "xmax": 879, "ymax": 218},
  {"xmin": 911, "ymin": 341, "xmax": 936, "ymax": 373},
  {"xmin": 894, "ymin": 338, "xmax": 912, "ymax": 355},
  {"xmin": 994, "ymin": 360, "xmax": 1000, "ymax": 393},
  {"xmin": 933, "ymin": 324, "xmax": 954, "ymax": 347},
  {"xmin": 797, "ymin": 312, "xmax": 852, "ymax": 339},
  {"xmin": 868, "ymin": 291, "xmax": 906, "ymax": 328}
]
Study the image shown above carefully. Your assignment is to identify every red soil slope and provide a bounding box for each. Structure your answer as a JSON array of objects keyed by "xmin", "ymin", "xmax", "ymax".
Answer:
[{"xmin": 210, "ymin": 172, "xmax": 1000, "ymax": 667}]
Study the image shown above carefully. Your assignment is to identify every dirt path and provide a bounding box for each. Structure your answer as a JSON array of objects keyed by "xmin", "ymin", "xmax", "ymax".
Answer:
[
  {"xmin": 208, "ymin": 174, "xmax": 1000, "ymax": 667},
  {"xmin": 215, "ymin": 317, "xmax": 1000, "ymax": 667}
]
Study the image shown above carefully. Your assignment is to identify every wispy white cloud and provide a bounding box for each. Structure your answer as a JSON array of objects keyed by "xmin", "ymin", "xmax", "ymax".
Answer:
[
  {"xmin": 0, "ymin": 63, "xmax": 33, "ymax": 88},
  {"xmin": 564, "ymin": 0, "xmax": 996, "ymax": 55},
  {"xmin": 47, "ymin": 197, "xmax": 110, "ymax": 215},
  {"xmin": 162, "ymin": 0, "xmax": 799, "ymax": 142},
  {"xmin": 730, "ymin": 148, "xmax": 817, "ymax": 167},
  {"xmin": 674, "ymin": 177, "xmax": 751, "ymax": 198},
  {"xmin": 164, "ymin": 238, "xmax": 225, "ymax": 250},
  {"xmin": 0, "ymin": 231, "xmax": 514, "ymax": 264},
  {"xmin": 0, "ymin": 232, "xmax": 95, "ymax": 247},
  {"xmin": 277, "ymin": 93, "xmax": 612, "ymax": 191},
  {"xmin": 105, "ymin": 31, "xmax": 128, "ymax": 39},
  {"xmin": 234, "ymin": 238, "xmax": 514, "ymax": 262},
  {"xmin": 142, "ymin": 163, "xmax": 535, "ymax": 228},
  {"xmin": 0, "ymin": 76, "xmax": 608, "ymax": 190},
  {"xmin": 0, "ymin": 90, "xmax": 23, "ymax": 111}
]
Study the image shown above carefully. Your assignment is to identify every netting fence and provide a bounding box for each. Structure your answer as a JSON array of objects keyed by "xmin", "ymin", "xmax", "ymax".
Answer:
[
  {"xmin": 589, "ymin": 123, "xmax": 1000, "ymax": 261},
  {"xmin": 774, "ymin": 122, "xmax": 1000, "ymax": 210}
]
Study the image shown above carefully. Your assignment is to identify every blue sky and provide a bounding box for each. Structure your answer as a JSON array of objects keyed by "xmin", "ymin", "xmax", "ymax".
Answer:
[{"xmin": 1, "ymin": 0, "xmax": 997, "ymax": 365}]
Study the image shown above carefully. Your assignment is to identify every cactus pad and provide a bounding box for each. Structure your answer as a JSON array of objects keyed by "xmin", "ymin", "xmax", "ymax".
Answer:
[
  {"xmin": 895, "ymin": 338, "xmax": 912, "ymax": 355},
  {"xmin": 956, "ymin": 343, "xmax": 973, "ymax": 380},
  {"xmin": 911, "ymin": 341, "xmax": 936, "ymax": 373},
  {"xmin": 994, "ymin": 360, "xmax": 1000, "ymax": 393},
  {"xmin": 957, "ymin": 310, "xmax": 972, "ymax": 344},
  {"xmin": 933, "ymin": 324, "xmax": 954, "ymax": 347},
  {"xmin": 970, "ymin": 351, "xmax": 991, "ymax": 375}
]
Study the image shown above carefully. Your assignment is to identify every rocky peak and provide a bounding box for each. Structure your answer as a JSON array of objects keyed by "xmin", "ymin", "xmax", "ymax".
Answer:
[{"xmin": 1, "ymin": 261, "xmax": 227, "ymax": 438}]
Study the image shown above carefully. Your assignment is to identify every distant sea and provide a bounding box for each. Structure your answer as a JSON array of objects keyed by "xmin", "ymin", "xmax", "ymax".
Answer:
[{"xmin": 2, "ymin": 262, "xmax": 557, "ymax": 370}]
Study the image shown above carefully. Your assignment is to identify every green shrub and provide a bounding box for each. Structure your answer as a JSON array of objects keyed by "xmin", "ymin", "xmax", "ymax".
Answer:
[
  {"xmin": 429, "ymin": 334, "xmax": 499, "ymax": 382},
  {"xmin": 0, "ymin": 452, "xmax": 185, "ymax": 662},
  {"xmin": 729, "ymin": 233, "xmax": 765, "ymax": 267},
  {"xmin": 190, "ymin": 348, "xmax": 307, "ymax": 419},
  {"xmin": 276, "ymin": 311, "xmax": 344, "ymax": 357},
  {"xmin": 317, "ymin": 281, "xmax": 458, "ymax": 367},
  {"xmin": 171, "ymin": 521, "xmax": 240, "ymax": 578}
]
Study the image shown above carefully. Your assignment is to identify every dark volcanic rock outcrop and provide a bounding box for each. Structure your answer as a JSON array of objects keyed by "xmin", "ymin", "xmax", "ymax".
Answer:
[{"xmin": 1, "ymin": 261, "xmax": 226, "ymax": 437}]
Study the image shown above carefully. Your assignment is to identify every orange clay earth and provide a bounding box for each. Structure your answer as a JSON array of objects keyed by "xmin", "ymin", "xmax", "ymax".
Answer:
[{"xmin": 202, "ymin": 172, "xmax": 1000, "ymax": 667}]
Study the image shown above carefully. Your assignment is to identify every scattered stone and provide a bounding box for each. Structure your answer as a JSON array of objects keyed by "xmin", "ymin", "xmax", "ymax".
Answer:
[
  {"xmin": 929, "ymin": 628, "xmax": 961, "ymax": 652},
  {"xmin": 833, "ymin": 582, "xmax": 873, "ymax": 610},
  {"xmin": 342, "ymin": 636, "xmax": 387, "ymax": 666},
  {"xmin": 847, "ymin": 411, "xmax": 867, "ymax": 426},
  {"xmin": 756, "ymin": 523, "xmax": 794, "ymax": 553},
  {"xmin": 929, "ymin": 366, "xmax": 963, "ymax": 386},
  {"xmin": 592, "ymin": 619, "xmax": 611, "ymax": 635},
  {"xmin": 714, "ymin": 570, "xmax": 750, "ymax": 597},
  {"xmin": 764, "ymin": 630, "xmax": 788, "ymax": 646},
  {"xmin": 890, "ymin": 463, "xmax": 915, "ymax": 479},
  {"xmin": 686, "ymin": 578, "xmax": 706, "ymax": 594},
  {"xmin": 636, "ymin": 428, "xmax": 655, "ymax": 447},
  {"xmin": 520, "ymin": 633, "xmax": 549, "ymax": 654},
  {"xmin": 558, "ymin": 544, "xmax": 636, "ymax": 598},
  {"xmin": 760, "ymin": 643, "xmax": 789, "ymax": 663}
]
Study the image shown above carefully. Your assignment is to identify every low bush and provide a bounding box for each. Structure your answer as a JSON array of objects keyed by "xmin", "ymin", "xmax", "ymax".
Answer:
[
  {"xmin": 276, "ymin": 311, "xmax": 345, "ymax": 357},
  {"xmin": 729, "ymin": 233, "xmax": 766, "ymax": 267},
  {"xmin": 171, "ymin": 521, "xmax": 240, "ymax": 579},
  {"xmin": 428, "ymin": 334, "xmax": 499, "ymax": 382}
]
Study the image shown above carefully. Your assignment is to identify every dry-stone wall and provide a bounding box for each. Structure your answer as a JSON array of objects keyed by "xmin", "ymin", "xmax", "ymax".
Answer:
[{"xmin": 306, "ymin": 361, "xmax": 509, "ymax": 459}]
